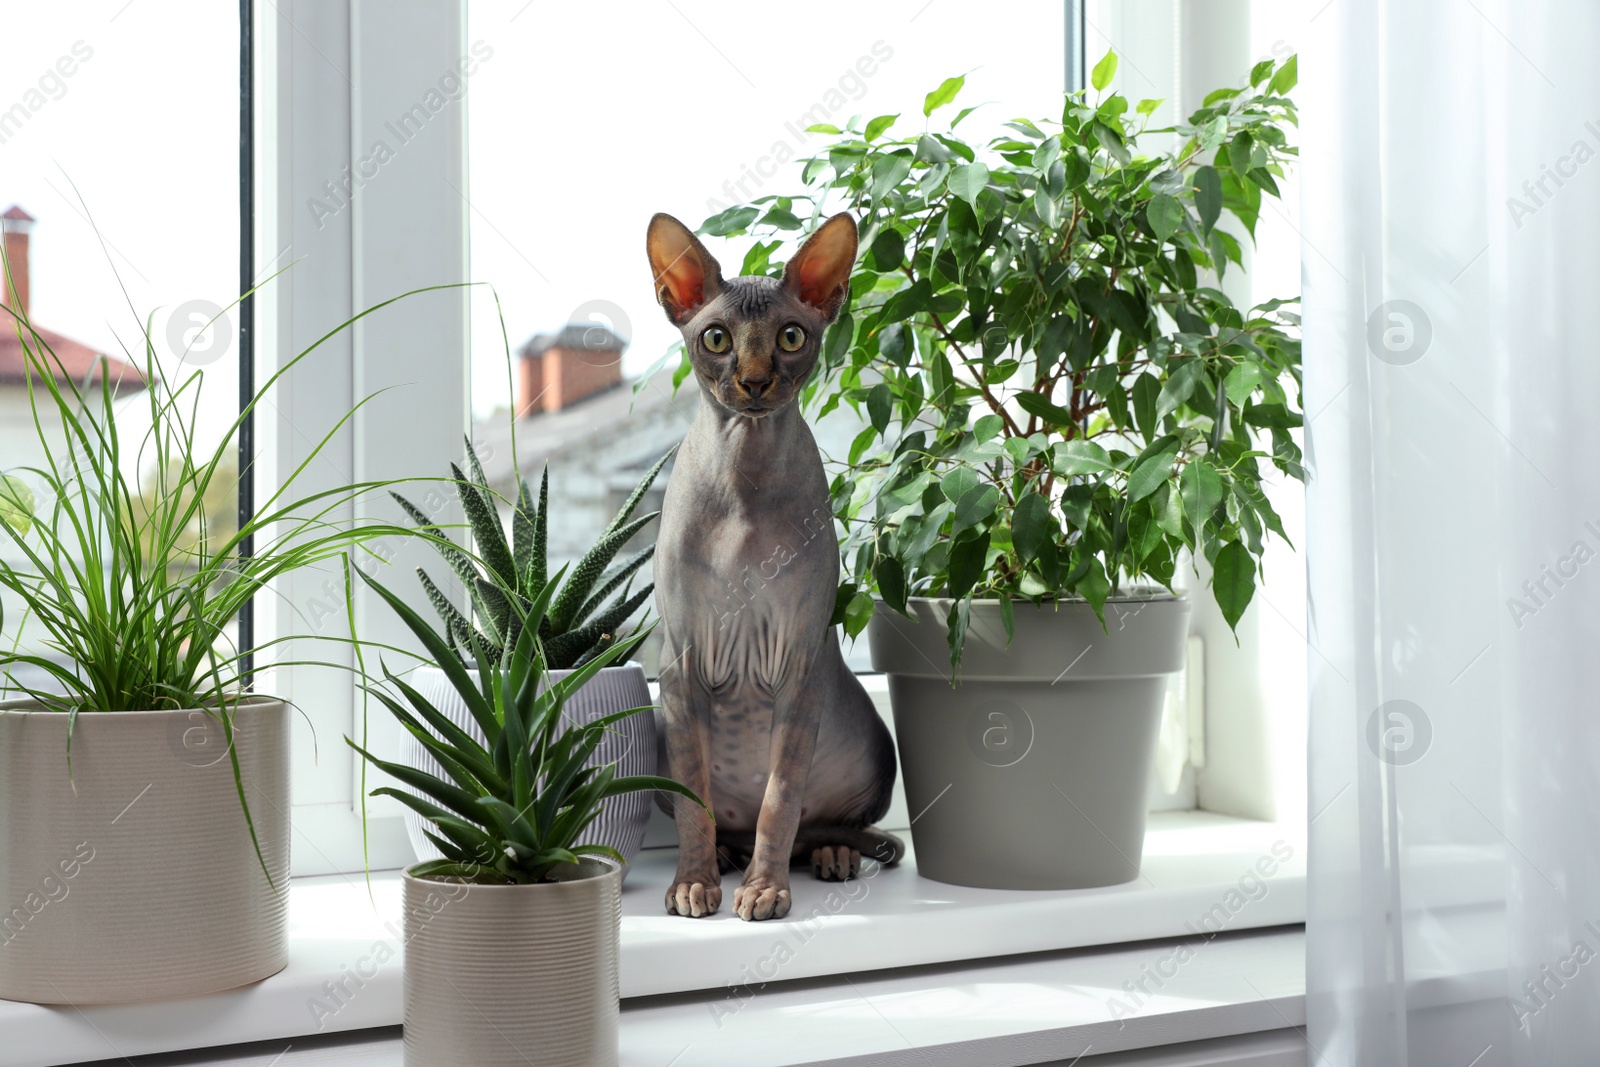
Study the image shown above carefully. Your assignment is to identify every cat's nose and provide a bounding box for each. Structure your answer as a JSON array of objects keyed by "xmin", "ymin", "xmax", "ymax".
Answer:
[{"xmin": 738, "ymin": 374, "xmax": 772, "ymax": 398}]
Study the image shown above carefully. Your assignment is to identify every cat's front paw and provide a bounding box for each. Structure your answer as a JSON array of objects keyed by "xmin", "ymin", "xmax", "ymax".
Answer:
[
  {"xmin": 733, "ymin": 874, "xmax": 792, "ymax": 921},
  {"xmin": 665, "ymin": 873, "xmax": 723, "ymax": 917}
]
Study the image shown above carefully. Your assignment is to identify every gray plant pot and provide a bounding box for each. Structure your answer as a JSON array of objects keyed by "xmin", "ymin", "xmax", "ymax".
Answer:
[
  {"xmin": 403, "ymin": 857, "xmax": 622, "ymax": 1066},
  {"xmin": 401, "ymin": 663, "xmax": 656, "ymax": 881},
  {"xmin": 869, "ymin": 595, "xmax": 1190, "ymax": 890},
  {"xmin": 0, "ymin": 698, "xmax": 290, "ymax": 1002}
]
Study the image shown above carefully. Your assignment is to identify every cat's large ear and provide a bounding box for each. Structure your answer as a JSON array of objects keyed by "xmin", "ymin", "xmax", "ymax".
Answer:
[
  {"xmin": 782, "ymin": 213, "xmax": 858, "ymax": 322},
  {"xmin": 647, "ymin": 213, "xmax": 723, "ymax": 325}
]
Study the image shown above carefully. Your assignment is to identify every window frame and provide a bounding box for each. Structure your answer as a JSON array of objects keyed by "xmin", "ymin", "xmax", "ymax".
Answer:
[
  {"xmin": 255, "ymin": 0, "xmax": 471, "ymax": 875},
  {"xmin": 256, "ymin": 0, "xmax": 1302, "ymax": 876}
]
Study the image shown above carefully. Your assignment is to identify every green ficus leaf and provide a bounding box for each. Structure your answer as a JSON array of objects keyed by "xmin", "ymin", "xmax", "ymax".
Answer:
[
  {"xmin": 845, "ymin": 590, "xmax": 876, "ymax": 637},
  {"xmin": 1269, "ymin": 55, "xmax": 1298, "ymax": 96},
  {"xmin": 1126, "ymin": 446, "xmax": 1178, "ymax": 503},
  {"xmin": 1147, "ymin": 193, "xmax": 1185, "ymax": 241},
  {"xmin": 951, "ymin": 484, "xmax": 1000, "ymax": 533},
  {"xmin": 1193, "ymin": 166, "xmax": 1223, "ymax": 234},
  {"xmin": 1211, "ymin": 540, "xmax": 1256, "ymax": 631},
  {"xmin": 875, "ymin": 555, "xmax": 908, "ymax": 614},
  {"xmin": 1156, "ymin": 358, "xmax": 1208, "ymax": 419},
  {"xmin": 848, "ymin": 426, "xmax": 878, "ymax": 466},
  {"xmin": 1179, "ymin": 458, "xmax": 1227, "ymax": 527},
  {"xmin": 701, "ymin": 205, "xmax": 759, "ymax": 237},
  {"xmin": 865, "ymin": 113, "xmax": 900, "ymax": 141},
  {"xmin": 947, "ymin": 531, "xmax": 990, "ymax": 600},
  {"xmin": 1091, "ymin": 50, "xmax": 1119, "ymax": 92},
  {"xmin": 1053, "ymin": 439, "xmax": 1114, "ymax": 476},
  {"xmin": 871, "ymin": 152, "xmax": 914, "ymax": 201},
  {"xmin": 924, "ymin": 75, "xmax": 966, "ymax": 116},
  {"xmin": 947, "ymin": 163, "xmax": 990, "ymax": 207},
  {"xmin": 940, "ymin": 466, "xmax": 980, "ymax": 505},
  {"xmin": 1011, "ymin": 492, "xmax": 1051, "ymax": 565},
  {"xmin": 1223, "ymin": 361, "xmax": 1264, "ymax": 406},
  {"xmin": 867, "ymin": 382, "xmax": 893, "ymax": 434},
  {"xmin": 870, "ymin": 228, "xmax": 906, "ymax": 271},
  {"xmin": 1076, "ymin": 555, "xmax": 1111, "ymax": 622},
  {"xmin": 1015, "ymin": 392, "xmax": 1076, "ymax": 427}
]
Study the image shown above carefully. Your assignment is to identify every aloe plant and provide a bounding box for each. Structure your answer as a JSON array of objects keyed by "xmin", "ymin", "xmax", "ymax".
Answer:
[
  {"xmin": 392, "ymin": 444, "xmax": 672, "ymax": 671},
  {"xmin": 345, "ymin": 567, "xmax": 705, "ymax": 884}
]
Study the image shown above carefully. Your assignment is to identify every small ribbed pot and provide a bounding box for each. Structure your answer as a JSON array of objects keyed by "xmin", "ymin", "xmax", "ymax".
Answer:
[
  {"xmin": 403, "ymin": 858, "xmax": 622, "ymax": 1067},
  {"xmin": 0, "ymin": 698, "xmax": 290, "ymax": 1003},
  {"xmin": 401, "ymin": 663, "xmax": 656, "ymax": 882},
  {"xmin": 870, "ymin": 595, "xmax": 1189, "ymax": 890}
]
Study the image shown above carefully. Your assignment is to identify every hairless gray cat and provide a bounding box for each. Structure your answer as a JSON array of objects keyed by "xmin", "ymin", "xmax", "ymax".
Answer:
[{"xmin": 646, "ymin": 212, "xmax": 903, "ymax": 922}]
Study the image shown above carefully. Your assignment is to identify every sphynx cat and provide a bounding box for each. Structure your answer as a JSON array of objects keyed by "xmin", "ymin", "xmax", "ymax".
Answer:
[{"xmin": 646, "ymin": 211, "xmax": 902, "ymax": 922}]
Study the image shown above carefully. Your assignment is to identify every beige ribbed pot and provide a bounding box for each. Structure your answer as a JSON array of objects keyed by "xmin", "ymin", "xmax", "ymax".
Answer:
[
  {"xmin": 403, "ymin": 857, "xmax": 622, "ymax": 1067},
  {"xmin": 0, "ymin": 698, "xmax": 290, "ymax": 1003}
]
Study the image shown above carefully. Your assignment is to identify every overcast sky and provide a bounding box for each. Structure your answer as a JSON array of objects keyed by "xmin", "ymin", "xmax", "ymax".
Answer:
[
  {"xmin": 5, "ymin": 1, "xmax": 1299, "ymax": 426},
  {"xmin": 2, "ymin": 1, "xmax": 240, "ymax": 422},
  {"xmin": 464, "ymin": 1, "xmax": 1067, "ymax": 414},
  {"xmin": 3, "ymin": 2, "xmax": 1070, "ymax": 427}
]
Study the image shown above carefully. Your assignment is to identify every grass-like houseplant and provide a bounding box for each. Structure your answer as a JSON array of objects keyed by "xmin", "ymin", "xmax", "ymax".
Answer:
[
  {"xmin": 389, "ymin": 446, "xmax": 671, "ymax": 873},
  {"xmin": 689, "ymin": 54, "xmax": 1301, "ymax": 889},
  {"xmin": 0, "ymin": 279, "xmax": 438, "ymax": 1003},
  {"xmin": 346, "ymin": 568, "xmax": 702, "ymax": 1066}
]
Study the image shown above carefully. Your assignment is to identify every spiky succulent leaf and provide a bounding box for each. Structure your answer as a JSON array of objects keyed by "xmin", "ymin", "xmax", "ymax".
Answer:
[
  {"xmin": 544, "ymin": 583, "xmax": 653, "ymax": 667},
  {"xmin": 449, "ymin": 462, "xmax": 517, "ymax": 587},
  {"xmin": 603, "ymin": 447, "xmax": 674, "ymax": 538},
  {"xmin": 512, "ymin": 478, "xmax": 536, "ymax": 583},
  {"xmin": 572, "ymin": 546, "xmax": 655, "ymax": 630},
  {"xmin": 524, "ymin": 466, "xmax": 548, "ymax": 597},
  {"xmin": 392, "ymin": 491, "xmax": 480, "ymax": 588},
  {"xmin": 464, "ymin": 438, "xmax": 495, "ymax": 503},
  {"xmin": 470, "ymin": 575, "xmax": 513, "ymax": 649},
  {"xmin": 416, "ymin": 566, "xmax": 472, "ymax": 646},
  {"xmin": 547, "ymin": 512, "xmax": 657, "ymax": 633}
]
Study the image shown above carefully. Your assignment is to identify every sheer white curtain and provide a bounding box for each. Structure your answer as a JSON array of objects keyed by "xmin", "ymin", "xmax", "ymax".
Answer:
[{"xmin": 1304, "ymin": 1, "xmax": 1600, "ymax": 1064}]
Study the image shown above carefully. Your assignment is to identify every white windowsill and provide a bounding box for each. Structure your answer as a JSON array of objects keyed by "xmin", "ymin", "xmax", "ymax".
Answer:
[
  {"xmin": 2, "ymin": 811, "xmax": 1305, "ymax": 1066},
  {"xmin": 65, "ymin": 929, "xmax": 1308, "ymax": 1065}
]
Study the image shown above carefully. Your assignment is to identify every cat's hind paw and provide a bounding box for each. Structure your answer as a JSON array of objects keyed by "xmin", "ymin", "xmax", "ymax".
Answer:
[{"xmin": 810, "ymin": 844, "xmax": 861, "ymax": 881}]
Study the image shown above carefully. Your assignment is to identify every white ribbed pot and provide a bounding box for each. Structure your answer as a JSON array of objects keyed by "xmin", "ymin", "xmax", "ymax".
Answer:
[
  {"xmin": 0, "ymin": 697, "xmax": 290, "ymax": 1003},
  {"xmin": 402, "ymin": 663, "xmax": 656, "ymax": 881},
  {"xmin": 403, "ymin": 857, "xmax": 622, "ymax": 1066}
]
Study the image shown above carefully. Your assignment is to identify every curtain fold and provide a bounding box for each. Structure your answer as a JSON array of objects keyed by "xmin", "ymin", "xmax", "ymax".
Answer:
[{"xmin": 1305, "ymin": 1, "xmax": 1600, "ymax": 1064}]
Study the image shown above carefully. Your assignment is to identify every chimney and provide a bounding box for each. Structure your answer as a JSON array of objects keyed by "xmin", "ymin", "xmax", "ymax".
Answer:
[
  {"xmin": 1, "ymin": 205, "xmax": 34, "ymax": 318},
  {"xmin": 516, "ymin": 323, "xmax": 626, "ymax": 417}
]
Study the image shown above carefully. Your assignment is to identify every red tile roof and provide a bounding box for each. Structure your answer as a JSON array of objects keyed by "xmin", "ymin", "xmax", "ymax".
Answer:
[
  {"xmin": 0, "ymin": 307, "xmax": 146, "ymax": 392},
  {"xmin": 1, "ymin": 206, "xmax": 34, "ymax": 223}
]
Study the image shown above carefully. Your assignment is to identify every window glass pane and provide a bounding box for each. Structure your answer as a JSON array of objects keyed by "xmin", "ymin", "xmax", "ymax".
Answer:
[
  {"xmin": 1, "ymin": 3, "xmax": 240, "ymax": 691},
  {"xmin": 465, "ymin": 2, "xmax": 1065, "ymax": 671}
]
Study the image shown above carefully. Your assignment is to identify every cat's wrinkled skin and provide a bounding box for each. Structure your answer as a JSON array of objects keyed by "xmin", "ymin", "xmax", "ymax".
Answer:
[{"xmin": 646, "ymin": 212, "xmax": 899, "ymax": 921}]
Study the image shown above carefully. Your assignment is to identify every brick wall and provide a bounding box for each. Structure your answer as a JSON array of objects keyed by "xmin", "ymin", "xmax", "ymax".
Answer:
[{"xmin": 517, "ymin": 344, "xmax": 621, "ymax": 415}]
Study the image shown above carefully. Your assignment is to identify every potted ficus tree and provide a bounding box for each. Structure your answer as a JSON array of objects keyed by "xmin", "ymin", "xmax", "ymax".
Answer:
[
  {"xmin": 0, "ymin": 285, "xmax": 432, "ymax": 1002},
  {"xmin": 390, "ymin": 446, "xmax": 669, "ymax": 878},
  {"xmin": 346, "ymin": 569, "xmax": 704, "ymax": 1067},
  {"xmin": 691, "ymin": 53, "xmax": 1302, "ymax": 889}
]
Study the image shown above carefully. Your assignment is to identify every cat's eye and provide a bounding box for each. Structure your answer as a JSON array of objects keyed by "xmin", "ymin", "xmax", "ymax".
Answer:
[
  {"xmin": 778, "ymin": 325, "xmax": 806, "ymax": 352},
  {"xmin": 701, "ymin": 326, "xmax": 730, "ymax": 354}
]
